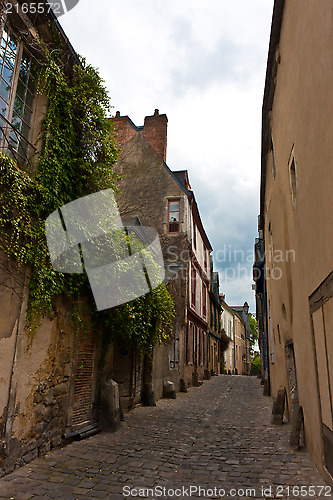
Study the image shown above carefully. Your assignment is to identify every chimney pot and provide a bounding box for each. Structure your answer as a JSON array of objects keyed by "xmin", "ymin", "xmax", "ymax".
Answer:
[
  {"xmin": 154, "ymin": 109, "xmax": 159, "ymax": 115},
  {"xmin": 115, "ymin": 111, "xmax": 121, "ymax": 118}
]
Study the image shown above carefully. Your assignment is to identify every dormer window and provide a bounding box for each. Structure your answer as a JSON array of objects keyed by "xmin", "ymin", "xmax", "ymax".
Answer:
[{"xmin": 168, "ymin": 200, "xmax": 180, "ymax": 233}]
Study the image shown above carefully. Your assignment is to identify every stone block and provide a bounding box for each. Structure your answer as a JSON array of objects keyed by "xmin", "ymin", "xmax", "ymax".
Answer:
[
  {"xmin": 50, "ymin": 436, "xmax": 61, "ymax": 448},
  {"xmin": 100, "ymin": 379, "xmax": 121, "ymax": 432},
  {"xmin": 38, "ymin": 441, "xmax": 51, "ymax": 457},
  {"xmin": 271, "ymin": 388, "xmax": 286, "ymax": 424},
  {"xmin": 22, "ymin": 448, "xmax": 38, "ymax": 464},
  {"xmin": 179, "ymin": 379, "xmax": 187, "ymax": 393},
  {"xmin": 53, "ymin": 383, "xmax": 69, "ymax": 397},
  {"xmin": 163, "ymin": 381, "xmax": 176, "ymax": 399},
  {"xmin": 192, "ymin": 372, "xmax": 199, "ymax": 387},
  {"xmin": 142, "ymin": 383, "xmax": 156, "ymax": 407}
]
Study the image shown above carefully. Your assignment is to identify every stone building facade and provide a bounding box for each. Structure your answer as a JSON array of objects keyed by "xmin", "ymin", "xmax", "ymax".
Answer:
[
  {"xmin": 111, "ymin": 110, "xmax": 213, "ymax": 394},
  {"xmin": 255, "ymin": 0, "xmax": 333, "ymax": 482},
  {"xmin": 221, "ymin": 297, "xmax": 235, "ymax": 374},
  {"xmin": 208, "ymin": 266, "xmax": 229, "ymax": 376},
  {"xmin": 0, "ymin": 2, "xmax": 106, "ymax": 475}
]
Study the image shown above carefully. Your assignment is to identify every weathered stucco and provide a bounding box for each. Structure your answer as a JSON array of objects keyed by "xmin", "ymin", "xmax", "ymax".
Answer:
[{"xmin": 262, "ymin": 0, "xmax": 333, "ymax": 481}]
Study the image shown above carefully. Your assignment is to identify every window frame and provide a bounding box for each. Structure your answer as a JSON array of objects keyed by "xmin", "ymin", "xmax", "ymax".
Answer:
[
  {"xmin": 191, "ymin": 265, "xmax": 196, "ymax": 308},
  {"xmin": 0, "ymin": 24, "xmax": 36, "ymax": 166},
  {"xmin": 167, "ymin": 199, "xmax": 180, "ymax": 234},
  {"xmin": 193, "ymin": 220, "xmax": 197, "ymax": 250},
  {"xmin": 202, "ymin": 282, "xmax": 207, "ymax": 318},
  {"xmin": 288, "ymin": 145, "xmax": 297, "ymax": 208}
]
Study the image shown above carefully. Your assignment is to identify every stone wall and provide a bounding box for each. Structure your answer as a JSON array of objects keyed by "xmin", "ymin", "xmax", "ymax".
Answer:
[{"xmin": 0, "ymin": 290, "xmax": 99, "ymax": 476}]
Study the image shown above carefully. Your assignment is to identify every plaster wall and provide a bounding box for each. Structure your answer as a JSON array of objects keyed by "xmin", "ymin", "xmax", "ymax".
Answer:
[{"xmin": 263, "ymin": 0, "xmax": 333, "ymax": 475}]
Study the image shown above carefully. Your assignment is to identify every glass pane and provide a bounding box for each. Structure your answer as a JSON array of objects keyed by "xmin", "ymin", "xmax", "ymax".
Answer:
[
  {"xmin": 25, "ymin": 89, "xmax": 34, "ymax": 109},
  {"xmin": 2, "ymin": 53, "xmax": 15, "ymax": 84},
  {"xmin": 1, "ymin": 33, "xmax": 8, "ymax": 51},
  {"xmin": 27, "ymin": 74, "xmax": 35, "ymax": 94},
  {"xmin": 169, "ymin": 212, "xmax": 179, "ymax": 222},
  {"xmin": 18, "ymin": 138, "xmax": 28, "ymax": 158},
  {"xmin": 6, "ymin": 148, "xmax": 14, "ymax": 159},
  {"xmin": 16, "ymin": 79, "xmax": 26, "ymax": 100},
  {"xmin": 0, "ymin": 41, "xmax": 6, "ymax": 67},
  {"xmin": 0, "ymin": 78, "xmax": 11, "ymax": 102},
  {"xmin": 21, "ymin": 121, "xmax": 29, "ymax": 140},
  {"xmin": 23, "ymin": 105, "xmax": 32, "ymax": 126},
  {"xmin": 8, "ymin": 129, "xmax": 18, "ymax": 147},
  {"xmin": 11, "ymin": 112, "xmax": 22, "ymax": 130},
  {"xmin": 169, "ymin": 201, "xmax": 179, "ymax": 212},
  {"xmin": 7, "ymin": 31, "xmax": 17, "ymax": 52},
  {"xmin": 0, "ymin": 96, "xmax": 8, "ymax": 116},
  {"xmin": 13, "ymin": 95, "xmax": 24, "ymax": 117},
  {"xmin": 19, "ymin": 51, "xmax": 30, "ymax": 84},
  {"xmin": 0, "ymin": 116, "xmax": 4, "ymax": 139}
]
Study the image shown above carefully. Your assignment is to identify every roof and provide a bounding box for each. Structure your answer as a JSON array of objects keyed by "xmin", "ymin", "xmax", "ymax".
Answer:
[
  {"xmin": 162, "ymin": 162, "xmax": 213, "ymax": 252},
  {"xmin": 111, "ymin": 112, "xmax": 213, "ymax": 252}
]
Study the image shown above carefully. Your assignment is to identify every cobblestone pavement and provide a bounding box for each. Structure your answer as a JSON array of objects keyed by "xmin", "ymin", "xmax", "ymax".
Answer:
[{"xmin": 0, "ymin": 376, "xmax": 331, "ymax": 500}]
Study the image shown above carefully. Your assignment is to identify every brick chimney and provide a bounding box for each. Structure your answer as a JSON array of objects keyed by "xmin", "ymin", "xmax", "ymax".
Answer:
[
  {"xmin": 111, "ymin": 110, "xmax": 168, "ymax": 161},
  {"xmin": 111, "ymin": 111, "xmax": 137, "ymax": 148},
  {"xmin": 143, "ymin": 109, "xmax": 168, "ymax": 161}
]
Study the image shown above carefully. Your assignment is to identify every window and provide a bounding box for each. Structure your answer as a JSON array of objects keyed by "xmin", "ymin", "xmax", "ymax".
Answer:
[
  {"xmin": 210, "ymin": 303, "xmax": 213, "ymax": 328},
  {"xmin": 0, "ymin": 26, "xmax": 36, "ymax": 165},
  {"xmin": 203, "ymin": 333, "xmax": 206, "ymax": 365},
  {"xmin": 191, "ymin": 265, "xmax": 196, "ymax": 308},
  {"xmin": 270, "ymin": 133, "xmax": 276, "ymax": 180},
  {"xmin": 169, "ymin": 329, "xmax": 179, "ymax": 370},
  {"xmin": 186, "ymin": 322, "xmax": 193, "ymax": 364},
  {"xmin": 199, "ymin": 330, "xmax": 204, "ymax": 366},
  {"xmin": 204, "ymin": 249, "xmax": 207, "ymax": 272},
  {"xmin": 202, "ymin": 283, "xmax": 206, "ymax": 318},
  {"xmin": 288, "ymin": 146, "xmax": 297, "ymax": 207},
  {"xmin": 168, "ymin": 200, "xmax": 180, "ymax": 233},
  {"xmin": 193, "ymin": 221, "xmax": 196, "ymax": 249}
]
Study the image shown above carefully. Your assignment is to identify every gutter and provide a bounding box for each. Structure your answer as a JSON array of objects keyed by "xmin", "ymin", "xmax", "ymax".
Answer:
[{"xmin": 43, "ymin": 0, "xmax": 79, "ymax": 64}]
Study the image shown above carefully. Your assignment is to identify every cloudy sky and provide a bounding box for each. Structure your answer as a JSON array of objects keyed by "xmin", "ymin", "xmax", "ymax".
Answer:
[{"xmin": 60, "ymin": 0, "xmax": 274, "ymax": 312}]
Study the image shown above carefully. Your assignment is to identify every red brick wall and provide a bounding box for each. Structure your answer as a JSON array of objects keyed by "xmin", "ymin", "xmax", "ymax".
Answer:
[
  {"xmin": 112, "ymin": 109, "xmax": 168, "ymax": 161},
  {"xmin": 112, "ymin": 112, "xmax": 137, "ymax": 148},
  {"xmin": 143, "ymin": 109, "xmax": 168, "ymax": 161}
]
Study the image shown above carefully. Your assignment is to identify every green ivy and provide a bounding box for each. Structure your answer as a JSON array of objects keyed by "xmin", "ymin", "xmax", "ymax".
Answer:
[{"xmin": 0, "ymin": 46, "xmax": 175, "ymax": 351}]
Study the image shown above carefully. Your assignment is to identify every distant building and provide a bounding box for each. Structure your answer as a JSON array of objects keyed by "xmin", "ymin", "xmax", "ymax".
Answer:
[
  {"xmin": 220, "ymin": 296, "xmax": 235, "ymax": 374},
  {"xmin": 254, "ymin": 0, "xmax": 333, "ymax": 481},
  {"xmin": 231, "ymin": 303, "xmax": 251, "ymax": 375},
  {"xmin": 220, "ymin": 297, "xmax": 251, "ymax": 375},
  {"xmin": 208, "ymin": 263, "xmax": 229, "ymax": 376},
  {"xmin": 111, "ymin": 110, "xmax": 213, "ymax": 398}
]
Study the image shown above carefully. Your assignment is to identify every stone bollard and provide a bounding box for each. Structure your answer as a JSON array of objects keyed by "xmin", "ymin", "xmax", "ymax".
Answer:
[
  {"xmin": 290, "ymin": 405, "xmax": 304, "ymax": 450},
  {"xmin": 142, "ymin": 383, "xmax": 156, "ymax": 407},
  {"xmin": 271, "ymin": 387, "xmax": 286, "ymax": 424},
  {"xmin": 179, "ymin": 379, "xmax": 187, "ymax": 392},
  {"xmin": 204, "ymin": 369, "xmax": 211, "ymax": 380},
  {"xmin": 100, "ymin": 379, "xmax": 121, "ymax": 432},
  {"xmin": 192, "ymin": 372, "xmax": 199, "ymax": 387},
  {"xmin": 163, "ymin": 381, "xmax": 177, "ymax": 399}
]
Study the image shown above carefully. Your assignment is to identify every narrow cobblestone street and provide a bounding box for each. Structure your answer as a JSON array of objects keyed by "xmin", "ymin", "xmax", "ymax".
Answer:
[{"xmin": 0, "ymin": 376, "xmax": 330, "ymax": 500}]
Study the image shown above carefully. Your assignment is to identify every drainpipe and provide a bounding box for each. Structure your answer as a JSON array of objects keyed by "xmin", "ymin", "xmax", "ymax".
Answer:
[
  {"xmin": 233, "ymin": 316, "xmax": 236, "ymax": 374},
  {"xmin": 263, "ymin": 269, "xmax": 271, "ymax": 396}
]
